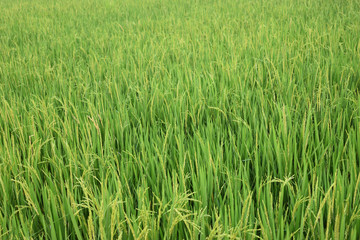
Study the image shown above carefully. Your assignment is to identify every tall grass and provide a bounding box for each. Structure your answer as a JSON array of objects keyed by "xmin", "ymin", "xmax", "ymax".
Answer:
[{"xmin": 0, "ymin": 0, "xmax": 360, "ymax": 239}]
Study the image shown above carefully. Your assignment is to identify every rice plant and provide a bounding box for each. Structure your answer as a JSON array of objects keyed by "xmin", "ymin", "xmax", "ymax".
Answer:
[{"xmin": 0, "ymin": 0, "xmax": 359, "ymax": 239}]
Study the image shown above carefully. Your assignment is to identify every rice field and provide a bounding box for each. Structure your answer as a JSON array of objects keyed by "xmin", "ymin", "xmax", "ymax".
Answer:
[{"xmin": 0, "ymin": 0, "xmax": 360, "ymax": 239}]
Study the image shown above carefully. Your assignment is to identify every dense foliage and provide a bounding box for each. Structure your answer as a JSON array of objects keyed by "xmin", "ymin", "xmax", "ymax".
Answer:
[{"xmin": 1, "ymin": 0, "xmax": 360, "ymax": 239}]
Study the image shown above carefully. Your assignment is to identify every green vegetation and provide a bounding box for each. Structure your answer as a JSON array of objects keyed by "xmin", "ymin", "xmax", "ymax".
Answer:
[{"xmin": 1, "ymin": 0, "xmax": 360, "ymax": 239}]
